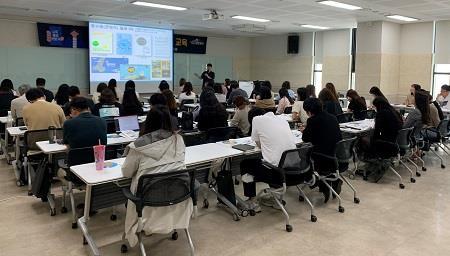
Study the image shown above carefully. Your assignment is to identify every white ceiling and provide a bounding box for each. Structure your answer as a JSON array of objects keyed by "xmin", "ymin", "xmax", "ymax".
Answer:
[{"xmin": 1, "ymin": 0, "xmax": 450, "ymax": 35}]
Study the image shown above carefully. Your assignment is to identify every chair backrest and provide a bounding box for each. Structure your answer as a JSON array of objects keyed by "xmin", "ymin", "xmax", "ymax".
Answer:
[
  {"xmin": 15, "ymin": 117, "xmax": 24, "ymax": 127},
  {"xmin": 373, "ymin": 139, "xmax": 399, "ymax": 159},
  {"xmin": 437, "ymin": 119, "xmax": 449, "ymax": 137},
  {"xmin": 364, "ymin": 109, "xmax": 376, "ymax": 119},
  {"xmin": 283, "ymin": 106, "xmax": 293, "ymax": 114},
  {"xmin": 336, "ymin": 112, "xmax": 354, "ymax": 123},
  {"xmin": 134, "ymin": 169, "xmax": 196, "ymax": 215},
  {"xmin": 278, "ymin": 143, "xmax": 313, "ymax": 175},
  {"xmin": 396, "ymin": 127, "xmax": 414, "ymax": 151},
  {"xmin": 67, "ymin": 147, "xmax": 95, "ymax": 167},
  {"xmin": 180, "ymin": 112, "xmax": 194, "ymax": 131},
  {"xmin": 24, "ymin": 128, "xmax": 63, "ymax": 151},
  {"xmin": 206, "ymin": 127, "xmax": 238, "ymax": 143},
  {"xmin": 181, "ymin": 132, "xmax": 206, "ymax": 146},
  {"xmin": 180, "ymin": 99, "xmax": 195, "ymax": 106},
  {"xmin": 335, "ymin": 137, "xmax": 358, "ymax": 163},
  {"xmin": 104, "ymin": 118, "xmax": 117, "ymax": 134}
]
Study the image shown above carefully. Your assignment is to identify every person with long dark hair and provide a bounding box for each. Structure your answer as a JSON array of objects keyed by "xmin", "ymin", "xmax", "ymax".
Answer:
[
  {"xmin": 93, "ymin": 88, "xmax": 124, "ymax": 117},
  {"xmin": 93, "ymin": 82, "xmax": 107, "ymax": 104},
  {"xmin": 325, "ymin": 83, "xmax": 339, "ymax": 101},
  {"xmin": 108, "ymin": 78, "xmax": 119, "ymax": 100},
  {"xmin": 54, "ymin": 84, "xmax": 70, "ymax": 107},
  {"xmin": 346, "ymin": 89, "xmax": 367, "ymax": 120},
  {"xmin": 282, "ymin": 81, "xmax": 295, "ymax": 99},
  {"xmin": 305, "ymin": 84, "xmax": 316, "ymax": 98},
  {"xmin": 121, "ymin": 104, "xmax": 190, "ymax": 247},
  {"xmin": 276, "ymin": 88, "xmax": 293, "ymax": 114},
  {"xmin": 125, "ymin": 80, "xmax": 140, "ymax": 99},
  {"xmin": 178, "ymin": 78, "xmax": 186, "ymax": 93},
  {"xmin": 178, "ymin": 82, "xmax": 196, "ymax": 102},
  {"xmin": 404, "ymin": 90, "xmax": 431, "ymax": 136},
  {"xmin": 369, "ymin": 86, "xmax": 388, "ymax": 103},
  {"xmin": 318, "ymin": 88, "xmax": 343, "ymax": 116},
  {"xmin": 292, "ymin": 87, "xmax": 309, "ymax": 123},
  {"xmin": 122, "ymin": 89, "xmax": 144, "ymax": 116},
  {"xmin": 0, "ymin": 80, "xmax": 16, "ymax": 116},
  {"xmin": 250, "ymin": 81, "xmax": 262, "ymax": 99},
  {"xmin": 405, "ymin": 84, "xmax": 421, "ymax": 106},
  {"xmin": 197, "ymin": 89, "xmax": 228, "ymax": 131},
  {"xmin": 161, "ymin": 89, "xmax": 178, "ymax": 117},
  {"xmin": 1, "ymin": 79, "xmax": 18, "ymax": 96}
]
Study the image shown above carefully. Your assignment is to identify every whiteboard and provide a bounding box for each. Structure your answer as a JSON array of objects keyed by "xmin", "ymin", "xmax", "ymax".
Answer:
[{"xmin": 239, "ymin": 81, "xmax": 254, "ymax": 97}]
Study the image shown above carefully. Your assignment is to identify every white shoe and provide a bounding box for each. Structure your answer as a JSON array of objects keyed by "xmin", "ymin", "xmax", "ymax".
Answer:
[{"xmin": 259, "ymin": 196, "xmax": 282, "ymax": 210}]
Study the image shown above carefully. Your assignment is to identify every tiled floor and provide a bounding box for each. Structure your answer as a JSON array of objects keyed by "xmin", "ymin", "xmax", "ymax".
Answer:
[{"xmin": 1, "ymin": 150, "xmax": 450, "ymax": 256}]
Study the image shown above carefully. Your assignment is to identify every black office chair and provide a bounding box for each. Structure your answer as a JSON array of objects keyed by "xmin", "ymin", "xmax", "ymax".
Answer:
[
  {"xmin": 181, "ymin": 132, "xmax": 206, "ymax": 147},
  {"xmin": 15, "ymin": 117, "xmax": 25, "ymax": 127},
  {"xmin": 283, "ymin": 106, "xmax": 293, "ymax": 114},
  {"xmin": 397, "ymin": 127, "xmax": 420, "ymax": 181},
  {"xmin": 420, "ymin": 120, "xmax": 449, "ymax": 169},
  {"xmin": 118, "ymin": 169, "xmax": 197, "ymax": 256},
  {"xmin": 104, "ymin": 117, "xmax": 118, "ymax": 134},
  {"xmin": 364, "ymin": 110, "xmax": 376, "ymax": 119},
  {"xmin": 335, "ymin": 137, "xmax": 360, "ymax": 204},
  {"xmin": 258, "ymin": 144, "xmax": 314, "ymax": 232},
  {"xmin": 206, "ymin": 127, "xmax": 239, "ymax": 143},
  {"xmin": 180, "ymin": 99, "xmax": 195, "ymax": 112},
  {"xmin": 336, "ymin": 113, "xmax": 354, "ymax": 124}
]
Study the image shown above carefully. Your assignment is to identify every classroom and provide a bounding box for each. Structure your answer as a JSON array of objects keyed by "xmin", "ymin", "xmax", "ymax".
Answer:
[{"xmin": 1, "ymin": 0, "xmax": 450, "ymax": 255}]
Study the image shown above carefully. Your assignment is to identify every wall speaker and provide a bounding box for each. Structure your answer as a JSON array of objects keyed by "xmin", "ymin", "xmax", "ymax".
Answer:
[{"xmin": 287, "ymin": 35, "xmax": 299, "ymax": 54}]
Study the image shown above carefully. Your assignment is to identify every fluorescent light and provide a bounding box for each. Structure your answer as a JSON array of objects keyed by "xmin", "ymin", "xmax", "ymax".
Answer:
[
  {"xmin": 132, "ymin": 1, "xmax": 187, "ymax": 11},
  {"xmin": 317, "ymin": 1, "xmax": 362, "ymax": 10},
  {"xmin": 386, "ymin": 15, "xmax": 418, "ymax": 22},
  {"xmin": 231, "ymin": 15, "xmax": 270, "ymax": 23},
  {"xmin": 301, "ymin": 24, "xmax": 329, "ymax": 30}
]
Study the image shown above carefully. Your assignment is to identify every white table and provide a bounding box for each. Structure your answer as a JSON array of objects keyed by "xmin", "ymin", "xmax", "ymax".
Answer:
[
  {"xmin": 6, "ymin": 126, "xmax": 27, "ymax": 165},
  {"xmin": 340, "ymin": 119, "xmax": 375, "ymax": 134},
  {"xmin": 70, "ymin": 143, "xmax": 244, "ymax": 256},
  {"xmin": 184, "ymin": 103, "xmax": 200, "ymax": 111}
]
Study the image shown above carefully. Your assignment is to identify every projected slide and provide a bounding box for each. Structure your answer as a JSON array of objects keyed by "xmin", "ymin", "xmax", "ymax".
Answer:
[{"xmin": 89, "ymin": 22, "xmax": 173, "ymax": 92}]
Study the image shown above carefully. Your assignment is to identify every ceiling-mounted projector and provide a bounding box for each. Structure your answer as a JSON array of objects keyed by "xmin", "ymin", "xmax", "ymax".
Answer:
[{"xmin": 202, "ymin": 10, "xmax": 224, "ymax": 21}]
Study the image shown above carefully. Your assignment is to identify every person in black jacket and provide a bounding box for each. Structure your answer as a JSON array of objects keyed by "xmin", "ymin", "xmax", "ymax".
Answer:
[
  {"xmin": 0, "ymin": 79, "xmax": 16, "ymax": 116},
  {"xmin": 36, "ymin": 77, "xmax": 54, "ymax": 103},
  {"xmin": 318, "ymin": 88, "xmax": 343, "ymax": 116},
  {"xmin": 346, "ymin": 89, "xmax": 367, "ymax": 120},
  {"xmin": 63, "ymin": 86, "xmax": 95, "ymax": 117},
  {"xmin": 122, "ymin": 88, "xmax": 143, "ymax": 116},
  {"xmin": 197, "ymin": 90, "xmax": 228, "ymax": 131},
  {"xmin": 301, "ymin": 98, "xmax": 342, "ymax": 202}
]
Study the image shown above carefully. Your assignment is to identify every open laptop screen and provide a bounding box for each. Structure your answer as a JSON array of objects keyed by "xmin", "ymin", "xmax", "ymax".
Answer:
[{"xmin": 115, "ymin": 115, "xmax": 140, "ymax": 132}]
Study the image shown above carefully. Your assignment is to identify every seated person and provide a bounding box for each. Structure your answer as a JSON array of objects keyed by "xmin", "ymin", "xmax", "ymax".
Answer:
[
  {"xmin": 369, "ymin": 86, "xmax": 388, "ymax": 103},
  {"xmin": 255, "ymin": 86, "xmax": 276, "ymax": 110},
  {"xmin": 437, "ymin": 84, "xmax": 450, "ymax": 110},
  {"xmin": 158, "ymin": 80, "xmax": 170, "ymax": 92},
  {"xmin": 161, "ymin": 89, "xmax": 178, "ymax": 117},
  {"xmin": 292, "ymin": 87, "xmax": 308, "ymax": 124},
  {"xmin": 36, "ymin": 77, "xmax": 54, "ymax": 103},
  {"xmin": 276, "ymin": 88, "xmax": 293, "ymax": 114},
  {"xmin": 197, "ymin": 90, "xmax": 228, "ymax": 131},
  {"xmin": 250, "ymin": 81, "xmax": 261, "ymax": 100},
  {"xmin": 122, "ymin": 88, "xmax": 144, "ymax": 116},
  {"xmin": 11, "ymin": 84, "xmax": 31, "ymax": 120},
  {"xmin": 230, "ymin": 96, "xmax": 250, "ymax": 136},
  {"xmin": 405, "ymin": 84, "xmax": 421, "ymax": 106},
  {"xmin": 282, "ymin": 81, "xmax": 296, "ymax": 99},
  {"xmin": 125, "ymin": 80, "xmax": 140, "ymax": 99},
  {"xmin": 427, "ymin": 92, "xmax": 441, "ymax": 127},
  {"xmin": 240, "ymin": 107, "xmax": 298, "ymax": 211},
  {"xmin": 360, "ymin": 97, "xmax": 403, "ymax": 181},
  {"xmin": 23, "ymin": 88, "xmax": 65, "ymax": 130},
  {"xmin": 301, "ymin": 98, "xmax": 342, "ymax": 202},
  {"xmin": 121, "ymin": 104, "xmax": 191, "ymax": 247},
  {"xmin": 214, "ymin": 83, "xmax": 227, "ymax": 103},
  {"xmin": 404, "ymin": 90, "xmax": 431, "ymax": 137},
  {"xmin": 149, "ymin": 93, "xmax": 178, "ymax": 129},
  {"xmin": 346, "ymin": 89, "xmax": 367, "ymax": 120},
  {"xmin": 54, "ymin": 84, "xmax": 70, "ymax": 107},
  {"xmin": 0, "ymin": 79, "xmax": 17, "ymax": 116},
  {"xmin": 93, "ymin": 88, "xmax": 124, "ymax": 117},
  {"xmin": 92, "ymin": 82, "xmax": 107, "ymax": 104},
  {"xmin": 429, "ymin": 94, "xmax": 444, "ymax": 122},
  {"xmin": 63, "ymin": 86, "xmax": 95, "ymax": 117},
  {"xmin": 227, "ymin": 80, "xmax": 249, "ymax": 105},
  {"xmin": 178, "ymin": 82, "xmax": 196, "ymax": 102},
  {"xmin": 318, "ymin": 88, "xmax": 343, "ymax": 116}
]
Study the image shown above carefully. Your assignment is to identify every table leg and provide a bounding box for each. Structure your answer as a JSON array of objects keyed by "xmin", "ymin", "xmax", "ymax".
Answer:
[{"xmin": 77, "ymin": 185, "xmax": 100, "ymax": 256}]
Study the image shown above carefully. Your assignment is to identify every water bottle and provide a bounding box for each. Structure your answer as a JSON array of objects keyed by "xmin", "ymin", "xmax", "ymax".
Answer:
[{"xmin": 48, "ymin": 126, "xmax": 56, "ymax": 144}]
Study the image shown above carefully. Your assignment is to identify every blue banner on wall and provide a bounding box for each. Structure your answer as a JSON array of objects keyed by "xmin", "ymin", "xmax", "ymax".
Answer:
[
  {"xmin": 174, "ymin": 34, "xmax": 207, "ymax": 54},
  {"xmin": 37, "ymin": 23, "xmax": 88, "ymax": 49}
]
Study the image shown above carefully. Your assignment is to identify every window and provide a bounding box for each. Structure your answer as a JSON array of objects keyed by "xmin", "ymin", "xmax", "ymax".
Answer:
[
  {"xmin": 433, "ymin": 64, "xmax": 450, "ymax": 98},
  {"xmin": 313, "ymin": 64, "xmax": 323, "ymax": 96}
]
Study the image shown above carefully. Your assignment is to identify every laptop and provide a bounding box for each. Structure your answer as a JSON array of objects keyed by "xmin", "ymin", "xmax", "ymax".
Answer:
[
  {"xmin": 99, "ymin": 107, "xmax": 120, "ymax": 118},
  {"xmin": 114, "ymin": 115, "xmax": 140, "ymax": 138}
]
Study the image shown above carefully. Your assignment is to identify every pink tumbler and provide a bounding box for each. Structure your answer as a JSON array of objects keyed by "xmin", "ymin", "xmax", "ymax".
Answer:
[{"xmin": 93, "ymin": 145, "xmax": 105, "ymax": 171}]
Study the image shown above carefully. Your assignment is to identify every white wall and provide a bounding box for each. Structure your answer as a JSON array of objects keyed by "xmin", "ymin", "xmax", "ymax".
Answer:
[
  {"xmin": 357, "ymin": 21, "xmax": 382, "ymax": 54},
  {"xmin": 381, "ymin": 22, "xmax": 401, "ymax": 54},
  {"xmin": 400, "ymin": 22, "xmax": 433, "ymax": 54}
]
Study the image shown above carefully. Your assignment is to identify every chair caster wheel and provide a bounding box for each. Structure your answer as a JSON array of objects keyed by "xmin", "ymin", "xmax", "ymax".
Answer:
[
  {"xmin": 50, "ymin": 208, "xmax": 56, "ymax": 216},
  {"xmin": 233, "ymin": 213, "xmax": 240, "ymax": 221},
  {"xmin": 61, "ymin": 207, "xmax": 68, "ymax": 214},
  {"xmin": 311, "ymin": 215, "xmax": 317, "ymax": 222},
  {"xmin": 83, "ymin": 236, "xmax": 88, "ymax": 245},
  {"xmin": 281, "ymin": 200, "xmax": 286, "ymax": 206},
  {"xmin": 399, "ymin": 184, "xmax": 405, "ymax": 189},
  {"xmin": 286, "ymin": 224, "xmax": 293, "ymax": 232},
  {"xmin": 410, "ymin": 178, "xmax": 416, "ymax": 183},
  {"xmin": 72, "ymin": 222, "xmax": 78, "ymax": 229},
  {"xmin": 241, "ymin": 210, "xmax": 249, "ymax": 217},
  {"xmin": 298, "ymin": 196, "xmax": 304, "ymax": 202},
  {"xmin": 363, "ymin": 176, "xmax": 368, "ymax": 181},
  {"xmin": 110, "ymin": 214, "xmax": 117, "ymax": 221},
  {"xmin": 28, "ymin": 191, "xmax": 33, "ymax": 196},
  {"xmin": 441, "ymin": 164, "xmax": 446, "ymax": 169},
  {"xmin": 249, "ymin": 210, "xmax": 256, "ymax": 216},
  {"xmin": 349, "ymin": 174, "xmax": 355, "ymax": 180},
  {"xmin": 416, "ymin": 172, "xmax": 421, "ymax": 177},
  {"xmin": 338, "ymin": 206, "xmax": 345, "ymax": 213},
  {"xmin": 354, "ymin": 198, "xmax": 360, "ymax": 204},
  {"xmin": 172, "ymin": 232, "xmax": 178, "ymax": 240},
  {"xmin": 203, "ymin": 199, "xmax": 209, "ymax": 209},
  {"xmin": 121, "ymin": 244, "xmax": 128, "ymax": 253},
  {"xmin": 16, "ymin": 180, "xmax": 23, "ymax": 187},
  {"xmin": 422, "ymin": 167, "xmax": 427, "ymax": 171}
]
